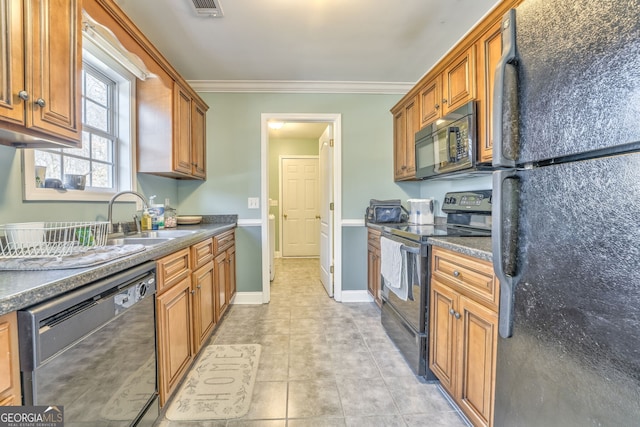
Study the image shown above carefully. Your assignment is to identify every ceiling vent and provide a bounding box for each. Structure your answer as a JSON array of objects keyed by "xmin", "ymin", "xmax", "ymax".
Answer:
[{"xmin": 189, "ymin": 0, "xmax": 223, "ymax": 17}]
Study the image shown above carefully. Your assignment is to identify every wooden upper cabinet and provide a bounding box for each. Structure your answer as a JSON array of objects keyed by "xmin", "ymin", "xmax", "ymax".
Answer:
[
  {"xmin": 477, "ymin": 21, "xmax": 502, "ymax": 164},
  {"xmin": 393, "ymin": 95, "xmax": 419, "ymax": 181},
  {"xmin": 442, "ymin": 47, "xmax": 476, "ymax": 115},
  {"xmin": 420, "ymin": 76, "xmax": 441, "ymax": 127},
  {"xmin": 137, "ymin": 79, "xmax": 208, "ymax": 180},
  {"xmin": 0, "ymin": 0, "xmax": 81, "ymax": 148},
  {"xmin": 192, "ymin": 99, "xmax": 207, "ymax": 179},
  {"xmin": 173, "ymin": 83, "xmax": 193, "ymax": 175},
  {"xmin": 420, "ymin": 47, "xmax": 476, "ymax": 129}
]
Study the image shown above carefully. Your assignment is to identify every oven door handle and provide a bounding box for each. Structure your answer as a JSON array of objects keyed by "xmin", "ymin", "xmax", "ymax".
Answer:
[{"xmin": 400, "ymin": 244, "xmax": 421, "ymax": 254}]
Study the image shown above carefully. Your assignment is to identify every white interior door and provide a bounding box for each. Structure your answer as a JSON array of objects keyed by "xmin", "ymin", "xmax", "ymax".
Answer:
[
  {"xmin": 281, "ymin": 157, "xmax": 319, "ymax": 257},
  {"xmin": 319, "ymin": 126, "xmax": 334, "ymax": 296}
]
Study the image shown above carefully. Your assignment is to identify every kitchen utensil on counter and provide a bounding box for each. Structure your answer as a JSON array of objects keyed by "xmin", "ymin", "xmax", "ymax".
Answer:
[
  {"xmin": 35, "ymin": 166, "xmax": 46, "ymax": 188},
  {"xmin": 63, "ymin": 171, "xmax": 92, "ymax": 190},
  {"xmin": 176, "ymin": 215, "xmax": 202, "ymax": 225},
  {"xmin": 407, "ymin": 198, "xmax": 435, "ymax": 224}
]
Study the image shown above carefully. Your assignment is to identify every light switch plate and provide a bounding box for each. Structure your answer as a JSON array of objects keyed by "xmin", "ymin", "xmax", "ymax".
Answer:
[{"xmin": 248, "ymin": 197, "xmax": 260, "ymax": 209}]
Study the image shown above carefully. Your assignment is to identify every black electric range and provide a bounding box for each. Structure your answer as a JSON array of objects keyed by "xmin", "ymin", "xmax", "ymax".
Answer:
[{"xmin": 381, "ymin": 190, "xmax": 493, "ymax": 243}]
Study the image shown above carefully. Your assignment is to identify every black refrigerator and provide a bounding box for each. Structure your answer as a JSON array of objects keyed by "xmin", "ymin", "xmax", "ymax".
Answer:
[{"xmin": 492, "ymin": 0, "xmax": 640, "ymax": 425}]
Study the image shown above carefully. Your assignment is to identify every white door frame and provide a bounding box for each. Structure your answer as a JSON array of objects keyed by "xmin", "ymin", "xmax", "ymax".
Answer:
[
  {"xmin": 261, "ymin": 113, "xmax": 342, "ymax": 303},
  {"xmin": 279, "ymin": 155, "xmax": 320, "ymax": 258}
]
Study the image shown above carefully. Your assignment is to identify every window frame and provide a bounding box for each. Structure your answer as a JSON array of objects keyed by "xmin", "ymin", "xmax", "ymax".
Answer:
[{"xmin": 22, "ymin": 45, "xmax": 138, "ymax": 202}]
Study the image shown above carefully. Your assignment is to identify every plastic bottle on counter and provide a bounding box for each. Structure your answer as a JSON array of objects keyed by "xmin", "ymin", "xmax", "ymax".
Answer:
[
  {"xmin": 149, "ymin": 195, "xmax": 165, "ymax": 229},
  {"xmin": 141, "ymin": 209, "xmax": 152, "ymax": 230}
]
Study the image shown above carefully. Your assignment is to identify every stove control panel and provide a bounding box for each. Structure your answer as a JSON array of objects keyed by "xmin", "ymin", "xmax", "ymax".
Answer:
[{"xmin": 442, "ymin": 190, "xmax": 492, "ymax": 213}]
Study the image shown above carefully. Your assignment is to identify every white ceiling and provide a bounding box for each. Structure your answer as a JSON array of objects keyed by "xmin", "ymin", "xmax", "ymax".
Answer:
[{"xmin": 113, "ymin": 0, "xmax": 501, "ymax": 138}]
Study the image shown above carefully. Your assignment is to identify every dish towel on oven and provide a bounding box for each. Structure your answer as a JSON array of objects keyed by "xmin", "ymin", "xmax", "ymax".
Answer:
[{"xmin": 380, "ymin": 236, "xmax": 409, "ymax": 301}]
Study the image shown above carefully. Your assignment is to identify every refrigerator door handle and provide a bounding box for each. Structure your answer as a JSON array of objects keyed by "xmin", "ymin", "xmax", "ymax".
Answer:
[
  {"xmin": 493, "ymin": 9, "xmax": 519, "ymax": 168},
  {"xmin": 492, "ymin": 170, "xmax": 521, "ymax": 338}
]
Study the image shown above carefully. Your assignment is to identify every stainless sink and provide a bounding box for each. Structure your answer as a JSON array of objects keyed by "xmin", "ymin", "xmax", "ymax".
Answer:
[
  {"xmin": 107, "ymin": 237, "xmax": 172, "ymax": 246},
  {"xmin": 106, "ymin": 229, "xmax": 200, "ymax": 247}
]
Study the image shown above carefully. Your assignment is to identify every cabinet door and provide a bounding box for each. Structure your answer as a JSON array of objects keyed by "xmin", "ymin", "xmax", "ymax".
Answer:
[
  {"xmin": 226, "ymin": 244, "xmax": 236, "ymax": 301},
  {"xmin": 420, "ymin": 76, "xmax": 441, "ymax": 127},
  {"xmin": 393, "ymin": 108, "xmax": 407, "ymax": 180},
  {"xmin": 0, "ymin": 312, "xmax": 20, "ymax": 406},
  {"xmin": 477, "ymin": 21, "xmax": 502, "ymax": 163},
  {"xmin": 173, "ymin": 82, "xmax": 192, "ymax": 175},
  {"xmin": 191, "ymin": 100, "xmax": 207, "ymax": 179},
  {"xmin": 429, "ymin": 278, "xmax": 458, "ymax": 395},
  {"xmin": 29, "ymin": 0, "xmax": 81, "ymax": 142},
  {"xmin": 367, "ymin": 243, "xmax": 377, "ymax": 302},
  {"xmin": 0, "ymin": 0, "xmax": 25, "ymax": 125},
  {"xmin": 156, "ymin": 275, "xmax": 193, "ymax": 406},
  {"xmin": 192, "ymin": 261, "xmax": 216, "ymax": 354},
  {"xmin": 442, "ymin": 47, "xmax": 476, "ymax": 115},
  {"xmin": 403, "ymin": 97, "xmax": 418, "ymax": 177},
  {"xmin": 214, "ymin": 251, "xmax": 228, "ymax": 320},
  {"xmin": 457, "ymin": 295, "xmax": 498, "ymax": 427}
]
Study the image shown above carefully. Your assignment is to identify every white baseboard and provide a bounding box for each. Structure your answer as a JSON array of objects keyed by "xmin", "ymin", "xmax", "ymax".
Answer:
[
  {"xmin": 231, "ymin": 292, "xmax": 264, "ymax": 305},
  {"xmin": 340, "ymin": 290, "xmax": 373, "ymax": 303}
]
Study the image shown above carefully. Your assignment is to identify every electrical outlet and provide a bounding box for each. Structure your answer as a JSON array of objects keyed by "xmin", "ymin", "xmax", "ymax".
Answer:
[{"xmin": 248, "ymin": 197, "xmax": 260, "ymax": 209}]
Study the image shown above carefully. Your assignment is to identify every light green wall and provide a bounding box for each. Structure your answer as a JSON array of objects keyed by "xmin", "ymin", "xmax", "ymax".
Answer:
[
  {"xmin": 176, "ymin": 92, "xmax": 422, "ymax": 294},
  {"xmin": 0, "ymin": 145, "xmax": 178, "ymax": 224},
  {"xmin": 268, "ymin": 137, "xmax": 319, "ymax": 252}
]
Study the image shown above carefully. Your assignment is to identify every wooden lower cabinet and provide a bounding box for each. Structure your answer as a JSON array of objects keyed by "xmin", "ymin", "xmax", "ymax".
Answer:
[
  {"xmin": 214, "ymin": 229, "xmax": 236, "ymax": 319},
  {"xmin": 191, "ymin": 260, "xmax": 216, "ymax": 354},
  {"xmin": 0, "ymin": 311, "xmax": 20, "ymax": 406},
  {"xmin": 429, "ymin": 247, "xmax": 499, "ymax": 427},
  {"xmin": 156, "ymin": 232, "xmax": 236, "ymax": 406},
  {"xmin": 366, "ymin": 228, "xmax": 382, "ymax": 306}
]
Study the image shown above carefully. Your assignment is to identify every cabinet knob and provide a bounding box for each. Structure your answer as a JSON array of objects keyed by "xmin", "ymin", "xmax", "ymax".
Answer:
[
  {"xmin": 454, "ymin": 311, "xmax": 461, "ymax": 319},
  {"xmin": 449, "ymin": 308, "xmax": 455, "ymax": 316},
  {"xmin": 434, "ymin": 103, "xmax": 440, "ymax": 109},
  {"xmin": 197, "ymin": 285, "xmax": 201, "ymax": 289},
  {"xmin": 191, "ymin": 289, "xmax": 196, "ymax": 295},
  {"xmin": 18, "ymin": 90, "xmax": 29, "ymax": 101},
  {"xmin": 315, "ymin": 215, "xmax": 321, "ymax": 219},
  {"xmin": 453, "ymin": 270, "xmax": 460, "ymax": 277},
  {"xmin": 283, "ymin": 214, "xmax": 288, "ymax": 220},
  {"xmin": 442, "ymin": 99, "xmax": 448, "ymax": 104},
  {"xmin": 35, "ymin": 98, "xmax": 46, "ymax": 107}
]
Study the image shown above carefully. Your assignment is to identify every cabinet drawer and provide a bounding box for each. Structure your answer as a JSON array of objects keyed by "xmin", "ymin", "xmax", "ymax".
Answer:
[
  {"xmin": 157, "ymin": 248, "xmax": 191, "ymax": 294},
  {"xmin": 191, "ymin": 238, "xmax": 214, "ymax": 270},
  {"xmin": 367, "ymin": 229, "xmax": 381, "ymax": 249},
  {"xmin": 432, "ymin": 247, "xmax": 498, "ymax": 310},
  {"xmin": 214, "ymin": 229, "xmax": 235, "ymax": 254}
]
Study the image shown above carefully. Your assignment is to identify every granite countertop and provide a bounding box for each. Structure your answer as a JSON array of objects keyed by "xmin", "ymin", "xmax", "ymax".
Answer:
[
  {"xmin": 0, "ymin": 216, "xmax": 237, "ymax": 316},
  {"xmin": 427, "ymin": 236, "xmax": 492, "ymax": 262},
  {"xmin": 366, "ymin": 222, "xmax": 492, "ymax": 261}
]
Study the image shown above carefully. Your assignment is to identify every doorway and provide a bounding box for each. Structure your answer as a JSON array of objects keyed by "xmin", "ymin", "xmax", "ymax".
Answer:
[{"xmin": 261, "ymin": 113, "xmax": 342, "ymax": 304}]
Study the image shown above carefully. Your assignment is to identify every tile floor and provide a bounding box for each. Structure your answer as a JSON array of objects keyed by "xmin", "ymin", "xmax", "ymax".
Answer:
[{"xmin": 155, "ymin": 258, "xmax": 467, "ymax": 427}]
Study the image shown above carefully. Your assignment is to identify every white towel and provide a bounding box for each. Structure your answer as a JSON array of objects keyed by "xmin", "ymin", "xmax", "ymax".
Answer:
[{"xmin": 380, "ymin": 237, "xmax": 409, "ymax": 301}]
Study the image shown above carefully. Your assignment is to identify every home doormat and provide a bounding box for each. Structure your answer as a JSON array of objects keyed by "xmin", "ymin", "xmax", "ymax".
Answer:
[{"xmin": 166, "ymin": 344, "xmax": 261, "ymax": 420}]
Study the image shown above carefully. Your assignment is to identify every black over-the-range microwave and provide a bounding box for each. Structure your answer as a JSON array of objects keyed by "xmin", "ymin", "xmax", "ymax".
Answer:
[{"xmin": 414, "ymin": 101, "xmax": 485, "ymax": 179}]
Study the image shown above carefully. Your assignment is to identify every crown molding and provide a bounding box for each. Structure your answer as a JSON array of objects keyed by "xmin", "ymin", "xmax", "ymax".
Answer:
[{"xmin": 186, "ymin": 80, "xmax": 414, "ymax": 94}]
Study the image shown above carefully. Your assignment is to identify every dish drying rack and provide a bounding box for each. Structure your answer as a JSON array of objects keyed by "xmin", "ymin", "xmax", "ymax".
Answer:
[{"xmin": 0, "ymin": 221, "xmax": 109, "ymax": 259}]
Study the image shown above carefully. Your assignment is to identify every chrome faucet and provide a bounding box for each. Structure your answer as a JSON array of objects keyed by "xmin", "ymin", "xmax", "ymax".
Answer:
[{"xmin": 107, "ymin": 191, "xmax": 149, "ymax": 234}]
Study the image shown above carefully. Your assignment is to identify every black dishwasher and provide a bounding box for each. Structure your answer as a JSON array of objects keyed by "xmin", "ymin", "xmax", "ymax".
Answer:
[{"xmin": 18, "ymin": 261, "xmax": 158, "ymax": 426}]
